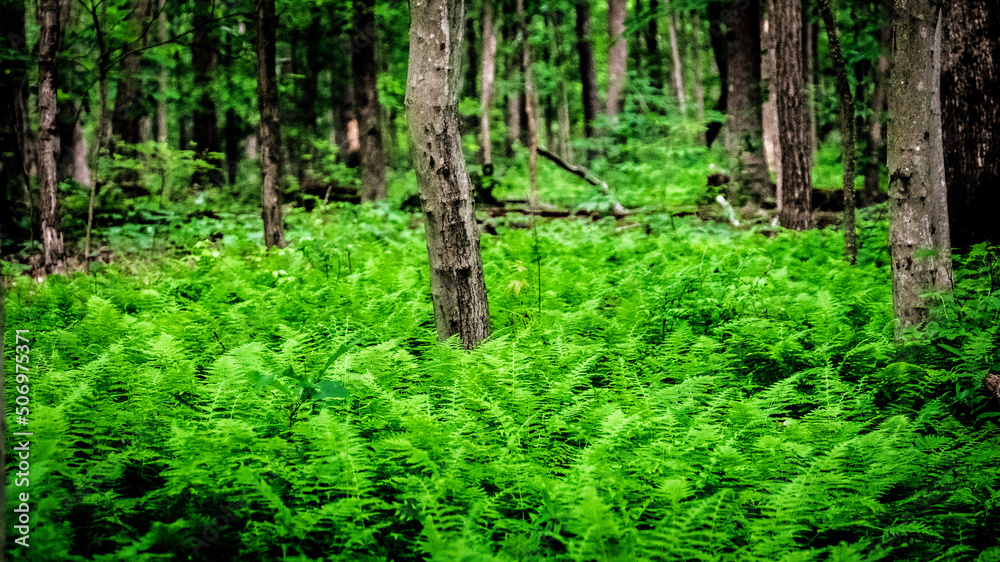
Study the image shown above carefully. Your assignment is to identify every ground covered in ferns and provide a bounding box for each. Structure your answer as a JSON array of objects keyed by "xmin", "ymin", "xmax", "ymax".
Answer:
[{"xmin": 4, "ymin": 199, "xmax": 1000, "ymax": 561}]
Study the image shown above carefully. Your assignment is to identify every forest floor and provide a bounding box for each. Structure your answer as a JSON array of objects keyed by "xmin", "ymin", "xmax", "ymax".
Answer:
[{"xmin": 4, "ymin": 180, "xmax": 1000, "ymax": 560}]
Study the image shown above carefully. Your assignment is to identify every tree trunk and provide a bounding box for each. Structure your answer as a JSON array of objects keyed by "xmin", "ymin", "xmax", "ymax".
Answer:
[
  {"xmin": 727, "ymin": 0, "xmax": 771, "ymax": 203},
  {"xmin": 668, "ymin": 7, "xmax": 686, "ymax": 116},
  {"xmin": 888, "ymin": 0, "xmax": 952, "ymax": 328},
  {"xmin": 192, "ymin": 0, "xmax": 222, "ymax": 186},
  {"xmin": 705, "ymin": 1, "xmax": 728, "ymax": 148},
  {"xmin": 802, "ymin": 1, "xmax": 815, "ymax": 168},
  {"xmin": 606, "ymin": 0, "xmax": 628, "ymax": 117},
  {"xmin": 111, "ymin": 0, "xmax": 152, "ymax": 147},
  {"xmin": 480, "ymin": 0, "xmax": 498, "ymax": 165},
  {"xmin": 863, "ymin": 0, "xmax": 891, "ymax": 206},
  {"xmin": 256, "ymin": 0, "xmax": 286, "ymax": 249},
  {"xmin": 775, "ymin": 0, "xmax": 811, "ymax": 229},
  {"xmin": 576, "ymin": 0, "xmax": 601, "ymax": 146},
  {"xmin": 352, "ymin": 0, "xmax": 388, "ymax": 201},
  {"xmin": 941, "ymin": 1, "xmax": 1000, "ymax": 250},
  {"xmin": 762, "ymin": 0, "xmax": 782, "ymax": 200},
  {"xmin": 406, "ymin": 0, "xmax": 491, "ymax": 349},
  {"xmin": 38, "ymin": 0, "xmax": 66, "ymax": 273},
  {"xmin": 689, "ymin": 12, "xmax": 706, "ymax": 140},
  {"xmin": 156, "ymin": 0, "xmax": 168, "ymax": 144},
  {"xmin": 518, "ymin": 0, "xmax": 539, "ymax": 206},
  {"xmin": 817, "ymin": 0, "xmax": 856, "ymax": 263},
  {"xmin": 646, "ymin": 0, "xmax": 663, "ymax": 90}
]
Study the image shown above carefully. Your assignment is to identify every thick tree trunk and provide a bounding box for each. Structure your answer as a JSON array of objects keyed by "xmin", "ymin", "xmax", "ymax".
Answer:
[
  {"xmin": 38, "ymin": 0, "xmax": 66, "ymax": 273},
  {"xmin": 192, "ymin": 0, "xmax": 222, "ymax": 186},
  {"xmin": 256, "ymin": 0, "xmax": 286, "ymax": 249},
  {"xmin": 775, "ymin": 0, "xmax": 811, "ymax": 229},
  {"xmin": 888, "ymin": 0, "xmax": 952, "ymax": 328},
  {"xmin": 406, "ymin": 0, "xmax": 491, "ymax": 349},
  {"xmin": 576, "ymin": 0, "xmax": 601, "ymax": 145},
  {"xmin": 606, "ymin": 0, "xmax": 628, "ymax": 117},
  {"xmin": 817, "ymin": 0, "xmax": 856, "ymax": 263},
  {"xmin": 941, "ymin": 1, "xmax": 1000, "ymax": 250},
  {"xmin": 727, "ymin": 0, "xmax": 771, "ymax": 203},
  {"xmin": 480, "ymin": 0, "xmax": 498, "ymax": 164},
  {"xmin": 352, "ymin": 0, "xmax": 388, "ymax": 201},
  {"xmin": 668, "ymin": 8, "xmax": 686, "ymax": 116}
]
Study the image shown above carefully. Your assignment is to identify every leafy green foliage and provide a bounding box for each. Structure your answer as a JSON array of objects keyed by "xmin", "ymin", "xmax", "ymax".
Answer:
[{"xmin": 5, "ymin": 204, "xmax": 998, "ymax": 561}]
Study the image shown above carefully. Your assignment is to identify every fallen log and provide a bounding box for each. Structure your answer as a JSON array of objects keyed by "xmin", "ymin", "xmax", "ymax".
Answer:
[{"xmin": 536, "ymin": 146, "xmax": 627, "ymax": 214}]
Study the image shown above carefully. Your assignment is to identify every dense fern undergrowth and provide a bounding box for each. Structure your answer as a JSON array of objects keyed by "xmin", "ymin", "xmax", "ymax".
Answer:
[{"xmin": 4, "ymin": 203, "xmax": 1000, "ymax": 561}]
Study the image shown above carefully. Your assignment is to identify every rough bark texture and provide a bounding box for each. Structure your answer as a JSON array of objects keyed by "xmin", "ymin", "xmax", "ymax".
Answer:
[
  {"xmin": 606, "ymin": 0, "xmax": 628, "ymax": 117},
  {"xmin": 480, "ymin": 0, "xmax": 498, "ymax": 164},
  {"xmin": 727, "ymin": 0, "xmax": 771, "ymax": 203},
  {"xmin": 38, "ymin": 0, "xmax": 66, "ymax": 273},
  {"xmin": 353, "ymin": 0, "xmax": 388, "ymax": 201},
  {"xmin": 762, "ymin": 0, "xmax": 782, "ymax": 201},
  {"xmin": 256, "ymin": 0, "xmax": 286, "ymax": 249},
  {"xmin": 817, "ymin": 0, "xmax": 856, "ymax": 263},
  {"xmin": 888, "ymin": 0, "xmax": 952, "ymax": 328},
  {"xmin": 406, "ymin": 0, "xmax": 492, "ymax": 349},
  {"xmin": 774, "ymin": 0, "xmax": 812, "ymax": 229},
  {"xmin": 576, "ymin": 0, "xmax": 601, "ymax": 143},
  {"xmin": 192, "ymin": 0, "xmax": 222, "ymax": 185},
  {"xmin": 941, "ymin": 1, "xmax": 1000, "ymax": 250}
]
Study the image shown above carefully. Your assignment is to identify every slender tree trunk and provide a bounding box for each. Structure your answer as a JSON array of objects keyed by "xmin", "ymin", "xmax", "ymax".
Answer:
[
  {"xmin": 576, "ymin": 0, "xmax": 601, "ymax": 156},
  {"xmin": 352, "ymin": 0, "xmax": 388, "ymax": 201},
  {"xmin": 480, "ymin": 0, "xmax": 498, "ymax": 164},
  {"xmin": 668, "ymin": 7, "xmax": 686, "ymax": 116},
  {"xmin": 156, "ymin": 0, "xmax": 168, "ymax": 144},
  {"xmin": 888, "ymin": 0, "xmax": 952, "ymax": 328},
  {"xmin": 775, "ymin": 0, "xmax": 811, "ymax": 228},
  {"xmin": 762, "ymin": 0, "xmax": 782, "ymax": 199},
  {"xmin": 406, "ymin": 0, "xmax": 491, "ymax": 349},
  {"xmin": 550, "ymin": 12, "xmax": 573, "ymax": 162},
  {"xmin": 863, "ymin": 0, "xmax": 891, "ymax": 206},
  {"xmin": 689, "ymin": 12, "xmax": 706, "ymax": 140},
  {"xmin": 517, "ymin": 0, "xmax": 539, "ymax": 206},
  {"xmin": 192, "ymin": 0, "xmax": 222, "ymax": 185},
  {"xmin": 802, "ymin": 0, "xmax": 815, "ymax": 168},
  {"xmin": 606, "ymin": 0, "xmax": 628, "ymax": 117},
  {"xmin": 727, "ymin": 0, "xmax": 771, "ymax": 203},
  {"xmin": 256, "ymin": 0, "xmax": 286, "ymax": 249},
  {"xmin": 705, "ymin": 1, "xmax": 728, "ymax": 148},
  {"xmin": 941, "ymin": 1, "xmax": 1000, "ymax": 250},
  {"xmin": 646, "ymin": 0, "xmax": 663, "ymax": 90},
  {"xmin": 817, "ymin": 0, "xmax": 856, "ymax": 263},
  {"xmin": 38, "ymin": 0, "xmax": 66, "ymax": 273}
]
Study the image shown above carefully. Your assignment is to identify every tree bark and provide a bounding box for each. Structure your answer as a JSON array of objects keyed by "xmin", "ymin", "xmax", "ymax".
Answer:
[
  {"xmin": 606, "ymin": 0, "xmax": 628, "ymax": 117},
  {"xmin": 256, "ymin": 0, "xmax": 286, "ymax": 249},
  {"xmin": 668, "ymin": 7, "xmax": 686, "ymax": 116},
  {"xmin": 480, "ymin": 0, "xmax": 498, "ymax": 164},
  {"xmin": 762, "ymin": 0, "xmax": 782, "ymax": 201},
  {"xmin": 38, "ymin": 0, "xmax": 66, "ymax": 273},
  {"xmin": 817, "ymin": 0, "xmax": 856, "ymax": 263},
  {"xmin": 406, "ymin": 0, "xmax": 492, "ymax": 349},
  {"xmin": 156, "ymin": 0, "xmax": 168, "ymax": 144},
  {"xmin": 576, "ymin": 0, "xmax": 601, "ymax": 146},
  {"xmin": 517, "ymin": 0, "xmax": 539, "ymax": 206},
  {"xmin": 941, "ymin": 1, "xmax": 1000, "ymax": 250},
  {"xmin": 352, "ymin": 0, "xmax": 388, "ymax": 201},
  {"xmin": 727, "ymin": 0, "xmax": 771, "ymax": 203},
  {"xmin": 888, "ymin": 0, "xmax": 952, "ymax": 328},
  {"xmin": 774, "ymin": 0, "xmax": 811, "ymax": 229}
]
